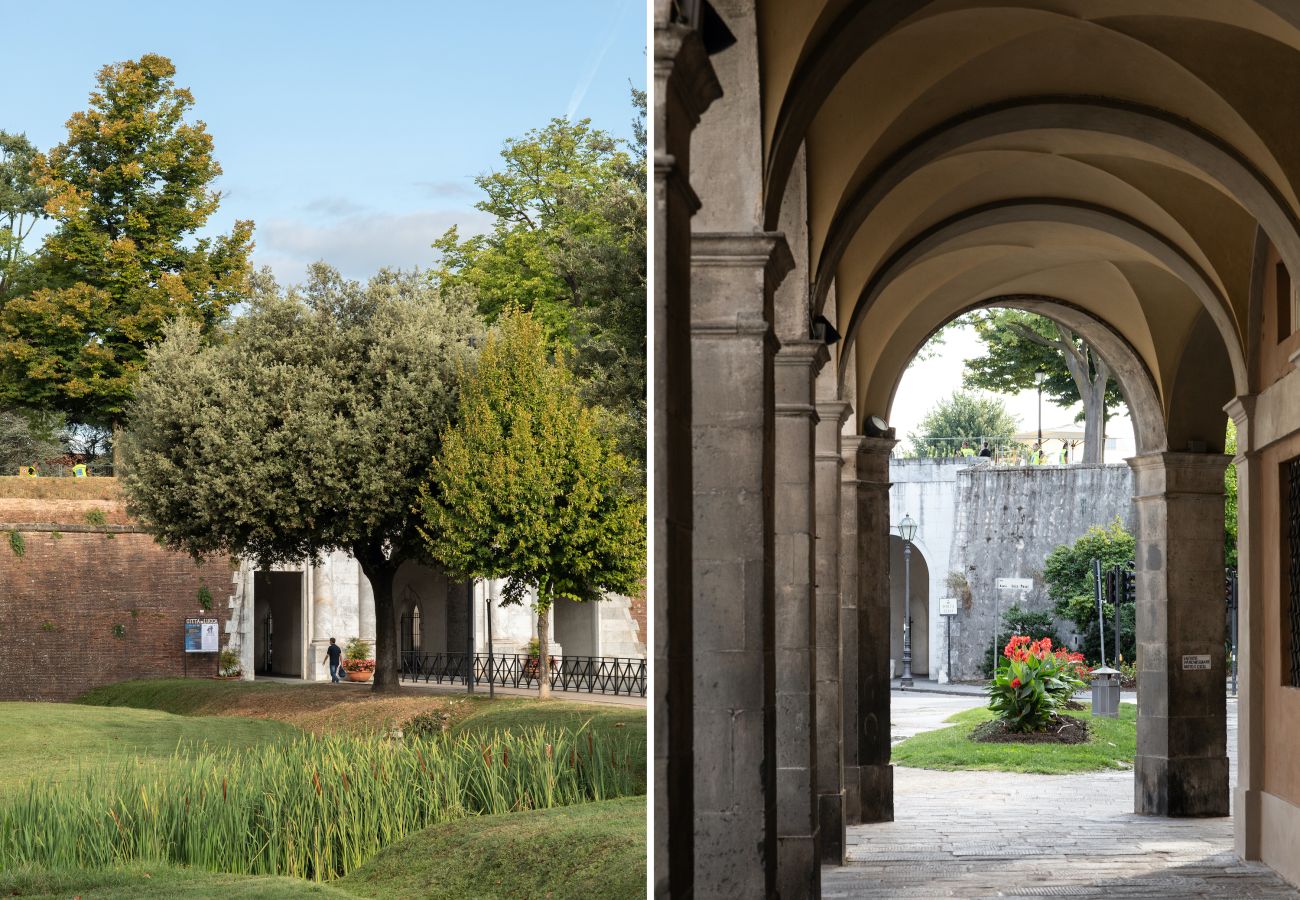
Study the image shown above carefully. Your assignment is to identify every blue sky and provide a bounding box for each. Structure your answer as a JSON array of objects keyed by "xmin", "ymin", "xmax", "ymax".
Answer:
[{"xmin": 4, "ymin": 0, "xmax": 646, "ymax": 284}]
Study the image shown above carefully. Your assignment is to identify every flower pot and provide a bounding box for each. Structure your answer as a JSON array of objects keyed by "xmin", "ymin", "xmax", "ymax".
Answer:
[{"xmin": 345, "ymin": 670, "xmax": 372, "ymax": 682}]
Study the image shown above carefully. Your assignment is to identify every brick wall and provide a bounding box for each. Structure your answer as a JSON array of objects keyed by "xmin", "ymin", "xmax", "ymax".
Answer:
[{"xmin": 0, "ymin": 487, "xmax": 233, "ymax": 701}]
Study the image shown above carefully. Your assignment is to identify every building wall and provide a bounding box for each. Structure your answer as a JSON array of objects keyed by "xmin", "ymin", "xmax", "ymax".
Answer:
[
  {"xmin": 0, "ymin": 486, "xmax": 234, "ymax": 701},
  {"xmin": 890, "ymin": 459, "xmax": 1135, "ymax": 681}
]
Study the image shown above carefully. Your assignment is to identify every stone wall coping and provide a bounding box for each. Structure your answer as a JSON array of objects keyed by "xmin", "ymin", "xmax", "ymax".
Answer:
[{"xmin": 0, "ymin": 522, "xmax": 146, "ymax": 534}]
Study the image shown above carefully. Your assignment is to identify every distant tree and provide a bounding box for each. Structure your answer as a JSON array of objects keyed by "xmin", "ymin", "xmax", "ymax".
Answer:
[
  {"xmin": 120, "ymin": 264, "xmax": 480, "ymax": 693},
  {"xmin": 1226, "ymin": 418, "xmax": 1238, "ymax": 568},
  {"xmin": 0, "ymin": 131, "xmax": 48, "ymax": 301},
  {"xmin": 433, "ymin": 95, "xmax": 646, "ymax": 464},
  {"xmin": 963, "ymin": 310, "xmax": 1123, "ymax": 464},
  {"xmin": 0, "ymin": 55, "xmax": 253, "ymax": 429},
  {"xmin": 1042, "ymin": 519, "xmax": 1136, "ymax": 664},
  {"xmin": 909, "ymin": 390, "xmax": 1017, "ymax": 456},
  {"xmin": 418, "ymin": 309, "xmax": 645, "ymax": 699},
  {"xmin": 0, "ymin": 408, "xmax": 65, "ymax": 473}
]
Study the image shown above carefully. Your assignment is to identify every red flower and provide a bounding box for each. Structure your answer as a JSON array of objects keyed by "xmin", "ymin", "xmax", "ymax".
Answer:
[{"xmin": 1010, "ymin": 677, "xmax": 1022, "ymax": 688}]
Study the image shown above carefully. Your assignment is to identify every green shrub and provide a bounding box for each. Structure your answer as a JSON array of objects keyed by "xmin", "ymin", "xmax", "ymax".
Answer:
[
  {"xmin": 7, "ymin": 530, "xmax": 23, "ymax": 558},
  {"xmin": 978, "ymin": 603, "xmax": 1065, "ymax": 677},
  {"xmin": 403, "ymin": 709, "xmax": 452, "ymax": 740},
  {"xmin": 987, "ymin": 636, "xmax": 1088, "ymax": 732},
  {"xmin": 83, "ymin": 508, "xmax": 107, "ymax": 526}
]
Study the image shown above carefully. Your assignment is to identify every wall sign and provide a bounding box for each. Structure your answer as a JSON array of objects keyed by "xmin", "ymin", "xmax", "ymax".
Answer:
[
  {"xmin": 996, "ymin": 577, "xmax": 1033, "ymax": 591},
  {"xmin": 938, "ymin": 597, "xmax": 958, "ymax": 616},
  {"xmin": 185, "ymin": 617, "xmax": 220, "ymax": 653},
  {"xmin": 1181, "ymin": 654, "xmax": 1211, "ymax": 671}
]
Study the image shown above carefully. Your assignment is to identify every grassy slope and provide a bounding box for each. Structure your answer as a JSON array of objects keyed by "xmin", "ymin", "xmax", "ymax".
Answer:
[
  {"xmin": 0, "ymin": 703, "xmax": 297, "ymax": 797},
  {"xmin": 0, "ymin": 799, "xmax": 646, "ymax": 900},
  {"xmin": 891, "ymin": 702, "xmax": 1136, "ymax": 774}
]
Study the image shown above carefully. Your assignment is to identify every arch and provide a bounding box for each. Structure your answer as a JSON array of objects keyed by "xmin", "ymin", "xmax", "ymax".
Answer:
[
  {"xmin": 838, "ymin": 200, "xmax": 1249, "ymax": 397},
  {"xmin": 889, "ymin": 534, "xmax": 931, "ymax": 678},
  {"xmin": 812, "ymin": 98, "xmax": 1300, "ymax": 312}
]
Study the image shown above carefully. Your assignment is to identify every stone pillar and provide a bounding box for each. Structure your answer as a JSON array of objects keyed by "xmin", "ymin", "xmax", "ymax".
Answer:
[
  {"xmin": 358, "ymin": 563, "xmax": 376, "ymax": 643},
  {"xmin": 855, "ymin": 436, "xmax": 897, "ymax": 823},
  {"xmin": 653, "ymin": 12, "xmax": 720, "ymax": 899},
  {"xmin": 773, "ymin": 339, "xmax": 828, "ymax": 897},
  {"xmin": 1129, "ymin": 451, "xmax": 1231, "ymax": 817},
  {"xmin": 839, "ymin": 434, "xmax": 864, "ymax": 824},
  {"xmin": 312, "ymin": 558, "xmax": 334, "ymax": 642},
  {"xmin": 816, "ymin": 399, "xmax": 851, "ymax": 862},
  {"xmin": 692, "ymin": 230, "xmax": 791, "ymax": 896},
  {"xmin": 1227, "ymin": 396, "xmax": 1263, "ymax": 856}
]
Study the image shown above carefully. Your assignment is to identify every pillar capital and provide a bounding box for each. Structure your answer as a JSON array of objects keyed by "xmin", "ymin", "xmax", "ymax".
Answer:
[
  {"xmin": 1223, "ymin": 394, "xmax": 1257, "ymax": 459},
  {"xmin": 1127, "ymin": 451, "xmax": 1232, "ymax": 498},
  {"xmin": 854, "ymin": 436, "xmax": 898, "ymax": 484}
]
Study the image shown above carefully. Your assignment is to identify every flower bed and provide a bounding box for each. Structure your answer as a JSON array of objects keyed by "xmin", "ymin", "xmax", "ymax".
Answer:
[{"xmin": 987, "ymin": 635, "xmax": 1089, "ymax": 734}]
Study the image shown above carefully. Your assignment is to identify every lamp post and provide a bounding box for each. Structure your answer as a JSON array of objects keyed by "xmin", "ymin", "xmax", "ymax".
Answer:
[
  {"xmin": 897, "ymin": 513, "xmax": 918, "ymax": 687},
  {"xmin": 1034, "ymin": 370, "xmax": 1047, "ymax": 449}
]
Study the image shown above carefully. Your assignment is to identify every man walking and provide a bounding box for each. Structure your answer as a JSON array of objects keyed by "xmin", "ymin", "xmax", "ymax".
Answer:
[{"xmin": 325, "ymin": 637, "xmax": 343, "ymax": 683}]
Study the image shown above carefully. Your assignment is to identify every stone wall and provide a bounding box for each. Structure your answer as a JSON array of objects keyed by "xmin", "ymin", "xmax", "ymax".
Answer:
[
  {"xmin": 0, "ymin": 484, "xmax": 233, "ymax": 701},
  {"xmin": 890, "ymin": 460, "xmax": 1135, "ymax": 681}
]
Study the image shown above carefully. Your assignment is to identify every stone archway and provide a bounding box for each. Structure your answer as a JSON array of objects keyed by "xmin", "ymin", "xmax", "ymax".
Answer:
[{"xmin": 888, "ymin": 534, "xmax": 930, "ymax": 679}]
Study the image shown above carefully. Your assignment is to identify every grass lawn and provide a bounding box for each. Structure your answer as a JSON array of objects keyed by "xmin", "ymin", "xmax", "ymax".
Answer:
[
  {"xmin": 0, "ymin": 797, "xmax": 646, "ymax": 899},
  {"xmin": 0, "ymin": 702, "xmax": 298, "ymax": 797},
  {"xmin": 891, "ymin": 703, "xmax": 1136, "ymax": 774}
]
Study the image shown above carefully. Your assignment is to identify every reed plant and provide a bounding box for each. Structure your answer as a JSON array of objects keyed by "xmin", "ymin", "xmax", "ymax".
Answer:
[{"xmin": 0, "ymin": 724, "xmax": 642, "ymax": 881}]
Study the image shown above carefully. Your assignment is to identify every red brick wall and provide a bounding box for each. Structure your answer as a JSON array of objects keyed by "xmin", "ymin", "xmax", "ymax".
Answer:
[{"xmin": 0, "ymin": 509, "xmax": 233, "ymax": 701}]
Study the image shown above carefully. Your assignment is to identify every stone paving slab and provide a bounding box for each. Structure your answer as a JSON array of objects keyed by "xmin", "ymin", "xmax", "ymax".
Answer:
[{"xmin": 828, "ymin": 694, "xmax": 1297, "ymax": 898}]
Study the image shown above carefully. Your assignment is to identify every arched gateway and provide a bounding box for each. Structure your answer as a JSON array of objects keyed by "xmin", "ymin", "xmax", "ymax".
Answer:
[{"xmin": 655, "ymin": 1, "xmax": 1300, "ymax": 895}]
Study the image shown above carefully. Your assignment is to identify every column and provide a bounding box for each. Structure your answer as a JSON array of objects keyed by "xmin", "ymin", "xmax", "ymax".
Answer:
[
  {"xmin": 1129, "ymin": 451, "xmax": 1230, "ymax": 817},
  {"xmin": 653, "ymin": 13, "xmax": 720, "ymax": 899},
  {"xmin": 855, "ymin": 436, "xmax": 897, "ymax": 823},
  {"xmin": 774, "ymin": 339, "xmax": 828, "ymax": 897},
  {"xmin": 817, "ymin": 399, "xmax": 851, "ymax": 862},
  {"xmin": 839, "ymin": 434, "xmax": 864, "ymax": 824},
  {"xmin": 692, "ymin": 230, "xmax": 791, "ymax": 896},
  {"xmin": 358, "ymin": 562, "xmax": 376, "ymax": 643},
  {"xmin": 1226, "ymin": 396, "xmax": 1262, "ymax": 856}
]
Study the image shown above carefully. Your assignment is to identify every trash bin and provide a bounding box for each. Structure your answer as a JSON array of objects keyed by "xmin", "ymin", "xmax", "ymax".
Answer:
[{"xmin": 1090, "ymin": 665, "xmax": 1120, "ymax": 718}]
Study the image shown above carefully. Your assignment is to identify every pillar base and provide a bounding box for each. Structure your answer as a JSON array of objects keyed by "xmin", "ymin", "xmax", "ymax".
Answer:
[
  {"xmin": 857, "ymin": 762, "xmax": 894, "ymax": 823},
  {"xmin": 818, "ymin": 791, "xmax": 846, "ymax": 863},
  {"xmin": 843, "ymin": 765, "xmax": 862, "ymax": 824},
  {"xmin": 1135, "ymin": 754, "xmax": 1229, "ymax": 817},
  {"xmin": 777, "ymin": 834, "xmax": 819, "ymax": 899}
]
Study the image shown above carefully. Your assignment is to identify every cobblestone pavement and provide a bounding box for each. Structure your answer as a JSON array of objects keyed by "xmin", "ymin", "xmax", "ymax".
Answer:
[{"xmin": 826, "ymin": 694, "xmax": 1297, "ymax": 898}]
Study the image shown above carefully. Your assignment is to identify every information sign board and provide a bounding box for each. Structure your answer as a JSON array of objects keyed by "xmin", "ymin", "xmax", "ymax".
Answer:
[
  {"xmin": 1181, "ymin": 654, "xmax": 1211, "ymax": 671},
  {"xmin": 184, "ymin": 617, "xmax": 220, "ymax": 653},
  {"xmin": 938, "ymin": 597, "xmax": 958, "ymax": 616},
  {"xmin": 996, "ymin": 577, "xmax": 1033, "ymax": 591}
]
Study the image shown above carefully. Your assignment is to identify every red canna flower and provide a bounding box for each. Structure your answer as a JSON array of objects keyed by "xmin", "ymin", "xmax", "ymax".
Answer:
[{"xmin": 1011, "ymin": 677, "xmax": 1022, "ymax": 688}]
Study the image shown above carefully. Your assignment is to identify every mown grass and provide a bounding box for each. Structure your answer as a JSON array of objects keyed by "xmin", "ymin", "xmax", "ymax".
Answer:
[
  {"xmin": 0, "ymin": 797, "xmax": 645, "ymax": 899},
  {"xmin": 0, "ymin": 703, "xmax": 297, "ymax": 798},
  {"xmin": 891, "ymin": 702, "xmax": 1137, "ymax": 774}
]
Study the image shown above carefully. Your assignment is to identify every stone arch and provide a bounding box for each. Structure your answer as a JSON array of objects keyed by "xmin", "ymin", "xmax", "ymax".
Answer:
[{"xmin": 889, "ymin": 533, "xmax": 931, "ymax": 679}]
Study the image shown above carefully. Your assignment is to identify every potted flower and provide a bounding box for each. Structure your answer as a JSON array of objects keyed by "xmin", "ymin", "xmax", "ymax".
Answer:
[
  {"xmin": 217, "ymin": 648, "xmax": 242, "ymax": 679},
  {"xmin": 523, "ymin": 638, "xmax": 556, "ymax": 680},
  {"xmin": 342, "ymin": 637, "xmax": 376, "ymax": 682}
]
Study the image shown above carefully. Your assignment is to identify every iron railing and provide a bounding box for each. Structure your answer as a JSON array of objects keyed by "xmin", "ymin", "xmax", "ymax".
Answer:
[{"xmin": 399, "ymin": 651, "xmax": 646, "ymax": 697}]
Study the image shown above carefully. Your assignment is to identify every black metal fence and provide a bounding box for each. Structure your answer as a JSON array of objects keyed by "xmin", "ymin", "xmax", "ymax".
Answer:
[{"xmin": 399, "ymin": 651, "xmax": 647, "ymax": 697}]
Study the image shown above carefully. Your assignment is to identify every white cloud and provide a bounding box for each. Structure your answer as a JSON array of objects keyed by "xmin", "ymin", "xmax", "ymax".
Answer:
[
  {"xmin": 253, "ymin": 208, "xmax": 492, "ymax": 285},
  {"xmin": 414, "ymin": 179, "xmax": 479, "ymax": 200}
]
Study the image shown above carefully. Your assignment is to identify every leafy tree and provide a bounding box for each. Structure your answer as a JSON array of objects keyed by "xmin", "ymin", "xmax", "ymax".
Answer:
[
  {"xmin": 1042, "ymin": 519, "xmax": 1136, "ymax": 664},
  {"xmin": 418, "ymin": 308, "xmax": 645, "ymax": 699},
  {"xmin": 433, "ymin": 95, "xmax": 646, "ymax": 464},
  {"xmin": 120, "ymin": 264, "xmax": 479, "ymax": 693},
  {"xmin": 0, "ymin": 408, "xmax": 65, "ymax": 473},
  {"xmin": 0, "ymin": 55, "xmax": 253, "ymax": 429},
  {"xmin": 1226, "ymin": 418, "xmax": 1238, "ymax": 568},
  {"xmin": 963, "ymin": 310, "xmax": 1123, "ymax": 463},
  {"xmin": 909, "ymin": 390, "xmax": 1017, "ymax": 456},
  {"xmin": 0, "ymin": 132, "xmax": 48, "ymax": 301}
]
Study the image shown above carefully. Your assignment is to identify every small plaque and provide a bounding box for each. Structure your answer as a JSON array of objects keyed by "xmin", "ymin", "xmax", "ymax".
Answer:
[
  {"xmin": 996, "ymin": 577, "xmax": 1033, "ymax": 591},
  {"xmin": 1181, "ymin": 654, "xmax": 1211, "ymax": 671},
  {"xmin": 938, "ymin": 597, "xmax": 958, "ymax": 616}
]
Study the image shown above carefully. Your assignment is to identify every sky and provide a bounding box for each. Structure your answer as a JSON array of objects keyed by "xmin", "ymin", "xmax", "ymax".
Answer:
[
  {"xmin": 891, "ymin": 323, "xmax": 1137, "ymax": 462},
  {"xmin": 3, "ymin": 0, "xmax": 646, "ymax": 285}
]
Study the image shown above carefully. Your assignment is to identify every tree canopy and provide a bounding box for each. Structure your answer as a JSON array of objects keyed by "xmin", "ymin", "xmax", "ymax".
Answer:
[
  {"xmin": 0, "ymin": 131, "xmax": 47, "ymax": 302},
  {"xmin": 0, "ymin": 54, "xmax": 253, "ymax": 428},
  {"xmin": 418, "ymin": 308, "xmax": 645, "ymax": 697},
  {"xmin": 962, "ymin": 310, "xmax": 1123, "ymax": 463},
  {"xmin": 909, "ymin": 390, "xmax": 1018, "ymax": 456},
  {"xmin": 120, "ymin": 263, "xmax": 479, "ymax": 691},
  {"xmin": 1042, "ymin": 518, "xmax": 1136, "ymax": 664},
  {"xmin": 433, "ymin": 95, "xmax": 646, "ymax": 463}
]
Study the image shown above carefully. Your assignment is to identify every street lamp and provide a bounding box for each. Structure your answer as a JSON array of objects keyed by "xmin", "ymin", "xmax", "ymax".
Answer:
[
  {"xmin": 896, "ymin": 513, "xmax": 918, "ymax": 687},
  {"xmin": 1034, "ymin": 370, "xmax": 1047, "ymax": 450}
]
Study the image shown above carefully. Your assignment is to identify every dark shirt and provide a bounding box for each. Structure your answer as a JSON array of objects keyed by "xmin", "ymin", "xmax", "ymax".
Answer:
[{"xmin": 327, "ymin": 644, "xmax": 341, "ymax": 663}]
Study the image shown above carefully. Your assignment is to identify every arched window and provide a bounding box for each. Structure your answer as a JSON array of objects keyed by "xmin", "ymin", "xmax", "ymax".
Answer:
[{"xmin": 411, "ymin": 605, "xmax": 422, "ymax": 652}]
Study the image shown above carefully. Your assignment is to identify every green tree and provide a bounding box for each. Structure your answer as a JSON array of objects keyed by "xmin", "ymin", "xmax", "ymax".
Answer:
[
  {"xmin": 1042, "ymin": 518, "xmax": 1136, "ymax": 664},
  {"xmin": 909, "ymin": 390, "xmax": 1017, "ymax": 456},
  {"xmin": 963, "ymin": 310, "xmax": 1123, "ymax": 463},
  {"xmin": 120, "ymin": 264, "xmax": 479, "ymax": 693},
  {"xmin": 433, "ymin": 97, "xmax": 646, "ymax": 463},
  {"xmin": 418, "ymin": 309, "xmax": 645, "ymax": 699},
  {"xmin": 0, "ymin": 55, "xmax": 253, "ymax": 429},
  {"xmin": 0, "ymin": 408, "xmax": 65, "ymax": 473},
  {"xmin": 1226, "ymin": 418, "xmax": 1238, "ymax": 568},
  {"xmin": 0, "ymin": 131, "xmax": 48, "ymax": 301}
]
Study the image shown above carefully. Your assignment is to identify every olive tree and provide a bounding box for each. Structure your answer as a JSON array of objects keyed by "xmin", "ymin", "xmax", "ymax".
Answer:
[{"xmin": 120, "ymin": 264, "xmax": 479, "ymax": 691}]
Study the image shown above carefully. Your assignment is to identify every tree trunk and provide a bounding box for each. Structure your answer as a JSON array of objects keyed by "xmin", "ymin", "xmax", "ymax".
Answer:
[
  {"xmin": 536, "ymin": 605, "xmax": 552, "ymax": 699},
  {"xmin": 1081, "ymin": 375, "xmax": 1106, "ymax": 464},
  {"xmin": 354, "ymin": 546, "xmax": 401, "ymax": 694}
]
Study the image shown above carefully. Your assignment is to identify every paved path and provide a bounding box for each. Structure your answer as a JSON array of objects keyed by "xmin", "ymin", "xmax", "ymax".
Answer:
[{"xmin": 825, "ymin": 692, "xmax": 1296, "ymax": 898}]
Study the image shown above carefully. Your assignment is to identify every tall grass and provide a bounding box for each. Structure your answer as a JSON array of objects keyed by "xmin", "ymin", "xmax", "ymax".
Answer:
[{"xmin": 0, "ymin": 724, "xmax": 642, "ymax": 881}]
